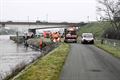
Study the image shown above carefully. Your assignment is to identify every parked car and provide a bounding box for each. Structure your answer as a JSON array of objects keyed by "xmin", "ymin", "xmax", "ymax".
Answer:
[{"xmin": 81, "ymin": 33, "xmax": 94, "ymax": 44}]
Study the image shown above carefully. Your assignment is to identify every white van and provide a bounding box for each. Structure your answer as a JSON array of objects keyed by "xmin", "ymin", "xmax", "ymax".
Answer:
[{"xmin": 81, "ymin": 33, "xmax": 94, "ymax": 44}]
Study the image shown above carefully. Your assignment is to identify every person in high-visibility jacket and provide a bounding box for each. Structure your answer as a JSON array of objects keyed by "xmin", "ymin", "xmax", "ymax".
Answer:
[
  {"xmin": 39, "ymin": 38, "xmax": 43, "ymax": 51},
  {"xmin": 51, "ymin": 32, "xmax": 61, "ymax": 42}
]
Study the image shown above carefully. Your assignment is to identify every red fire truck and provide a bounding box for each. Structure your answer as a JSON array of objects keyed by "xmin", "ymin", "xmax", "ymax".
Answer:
[{"xmin": 64, "ymin": 27, "xmax": 77, "ymax": 43}]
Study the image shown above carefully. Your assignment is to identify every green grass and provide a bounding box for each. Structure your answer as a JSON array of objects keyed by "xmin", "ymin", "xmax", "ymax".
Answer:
[
  {"xmin": 95, "ymin": 43, "xmax": 120, "ymax": 58},
  {"xmin": 78, "ymin": 22, "xmax": 111, "ymax": 37},
  {"xmin": 79, "ymin": 21, "xmax": 120, "ymax": 58},
  {"xmin": 13, "ymin": 43, "xmax": 70, "ymax": 80}
]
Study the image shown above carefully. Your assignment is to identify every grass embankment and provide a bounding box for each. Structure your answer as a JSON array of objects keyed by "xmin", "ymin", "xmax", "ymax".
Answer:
[
  {"xmin": 95, "ymin": 43, "xmax": 120, "ymax": 58},
  {"xmin": 79, "ymin": 21, "xmax": 120, "ymax": 58},
  {"xmin": 78, "ymin": 22, "xmax": 111, "ymax": 37},
  {"xmin": 13, "ymin": 43, "xmax": 70, "ymax": 80}
]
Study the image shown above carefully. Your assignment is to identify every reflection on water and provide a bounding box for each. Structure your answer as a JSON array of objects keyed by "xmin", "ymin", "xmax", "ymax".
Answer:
[{"xmin": 0, "ymin": 35, "xmax": 41, "ymax": 79}]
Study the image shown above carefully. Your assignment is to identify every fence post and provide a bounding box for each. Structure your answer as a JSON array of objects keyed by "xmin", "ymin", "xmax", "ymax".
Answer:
[
  {"xmin": 113, "ymin": 42, "xmax": 116, "ymax": 47},
  {"xmin": 101, "ymin": 39, "xmax": 104, "ymax": 44}
]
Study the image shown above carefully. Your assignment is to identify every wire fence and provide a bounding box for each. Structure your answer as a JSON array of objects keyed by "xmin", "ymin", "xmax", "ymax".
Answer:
[{"xmin": 96, "ymin": 38, "xmax": 120, "ymax": 49}]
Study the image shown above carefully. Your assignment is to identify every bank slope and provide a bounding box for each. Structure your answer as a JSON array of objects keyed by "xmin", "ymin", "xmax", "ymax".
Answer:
[
  {"xmin": 79, "ymin": 22, "xmax": 111, "ymax": 37},
  {"xmin": 79, "ymin": 22, "xmax": 120, "ymax": 58}
]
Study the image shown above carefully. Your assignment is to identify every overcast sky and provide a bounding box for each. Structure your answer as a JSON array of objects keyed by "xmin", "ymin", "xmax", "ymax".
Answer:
[{"xmin": 0, "ymin": 0, "xmax": 97, "ymax": 22}]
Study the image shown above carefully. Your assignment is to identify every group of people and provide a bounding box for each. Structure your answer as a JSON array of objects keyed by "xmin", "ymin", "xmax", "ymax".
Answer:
[
  {"xmin": 23, "ymin": 33, "xmax": 44, "ymax": 51},
  {"xmin": 50, "ymin": 32, "xmax": 61, "ymax": 42},
  {"xmin": 23, "ymin": 32, "xmax": 35, "ymax": 48},
  {"xmin": 43, "ymin": 31, "xmax": 61, "ymax": 42},
  {"xmin": 23, "ymin": 31, "xmax": 61, "ymax": 51}
]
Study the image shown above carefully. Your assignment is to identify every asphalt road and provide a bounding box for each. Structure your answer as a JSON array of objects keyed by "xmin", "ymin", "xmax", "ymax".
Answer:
[{"xmin": 60, "ymin": 44, "xmax": 120, "ymax": 80}]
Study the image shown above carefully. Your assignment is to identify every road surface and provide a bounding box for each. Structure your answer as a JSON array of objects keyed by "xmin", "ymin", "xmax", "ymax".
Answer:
[{"xmin": 60, "ymin": 44, "xmax": 120, "ymax": 80}]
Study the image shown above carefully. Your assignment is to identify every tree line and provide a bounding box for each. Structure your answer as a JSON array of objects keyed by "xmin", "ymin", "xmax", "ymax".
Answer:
[{"xmin": 97, "ymin": 0, "xmax": 120, "ymax": 39}]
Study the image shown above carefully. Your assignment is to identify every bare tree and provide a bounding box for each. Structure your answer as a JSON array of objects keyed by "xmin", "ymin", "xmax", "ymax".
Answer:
[{"xmin": 96, "ymin": 0, "xmax": 120, "ymax": 32}]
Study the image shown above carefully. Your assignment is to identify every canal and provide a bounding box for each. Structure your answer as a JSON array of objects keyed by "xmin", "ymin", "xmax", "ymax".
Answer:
[{"xmin": 0, "ymin": 35, "xmax": 40, "ymax": 80}]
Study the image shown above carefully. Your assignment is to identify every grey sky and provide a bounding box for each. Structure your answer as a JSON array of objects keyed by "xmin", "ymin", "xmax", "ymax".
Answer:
[{"xmin": 0, "ymin": 0, "xmax": 97, "ymax": 22}]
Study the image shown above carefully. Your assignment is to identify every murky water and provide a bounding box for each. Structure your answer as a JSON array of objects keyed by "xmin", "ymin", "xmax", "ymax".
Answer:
[
  {"xmin": 0, "ymin": 24, "xmax": 64, "ymax": 80},
  {"xmin": 0, "ymin": 35, "xmax": 40, "ymax": 80}
]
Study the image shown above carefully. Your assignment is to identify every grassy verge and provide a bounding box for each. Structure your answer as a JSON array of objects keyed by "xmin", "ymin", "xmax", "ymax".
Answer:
[
  {"xmin": 13, "ymin": 43, "xmax": 70, "ymax": 80},
  {"xmin": 95, "ymin": 43, "xmax": 120, "ymax": 58},
  {"xmin": 78, "ymin": 22, "xmax": 111, "ymax": 37},
  {"xmin": 79, "ymin": 21, "xmax": 120, "ymax": 57},
  {"xmin": 78, "ymin": 21, "xmax": 120, "ymax": 57}
]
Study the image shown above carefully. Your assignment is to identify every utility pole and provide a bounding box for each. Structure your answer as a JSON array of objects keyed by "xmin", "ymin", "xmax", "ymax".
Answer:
[
  {"xmin": 87, "ymin": 16, "xmax": 90, "ymax": 23},
  {"xmin": 27, "ymin": 16, "xmax": 30, "ymax": 25},
  {"xmin": 46, "ymin": 14, "xmax": 48, "ymax": 22},
  {"xmin": 27, "ymin": 16, "xmax": 29, "ymax": 22},
  {"xmin": 37, "ymin": 17, "xmax": 39, "ymax": 21},
  {"xmin": 27, "ymin": 16, "xmax": 29, "ymax": 23}
]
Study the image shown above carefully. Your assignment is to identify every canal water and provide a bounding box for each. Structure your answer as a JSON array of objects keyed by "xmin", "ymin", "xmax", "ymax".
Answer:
[
  {"xmin": 0, "ymin": 24, "xmax": 65, "ymax": 80},
  {"xmin": 0, "ymin": 35, "xmax": 40, "ymax": 80}
]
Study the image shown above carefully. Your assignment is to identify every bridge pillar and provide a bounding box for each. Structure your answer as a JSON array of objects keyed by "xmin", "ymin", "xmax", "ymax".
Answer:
[{"xmin": 28, "ymin": 29, "xmax": 36, "ymax": 34}]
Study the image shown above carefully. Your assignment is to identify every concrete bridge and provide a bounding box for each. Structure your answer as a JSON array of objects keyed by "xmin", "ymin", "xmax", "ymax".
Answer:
[
  {"xmin": 0, "ymin": 21, "xmax": 86, "ymax": 34},
  {"xmin": 28, "ymin": 25, "xmax": 71, "ymax": 34},
  {"xmin": 0, "ymin": 21, "xmax": 85, "ymax": 28}
]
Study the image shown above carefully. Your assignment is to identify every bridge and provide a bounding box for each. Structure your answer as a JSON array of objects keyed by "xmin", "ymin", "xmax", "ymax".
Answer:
[
  {"xmin": 28, "ymin": 25, "xmax": 71, "ymax": 34},
  {"xmin": 0, "ymin": 21, "xmax": 86, "ymax": 27},
  {"xmin": 0, "ymin": 21, "xmax": 86, "ymax": 34}
]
